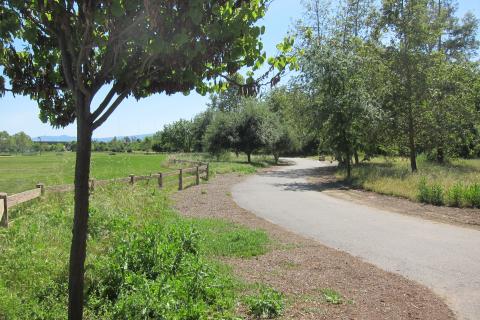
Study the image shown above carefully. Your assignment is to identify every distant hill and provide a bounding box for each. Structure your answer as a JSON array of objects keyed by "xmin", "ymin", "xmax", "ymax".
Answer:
[{"xmin": 33, "ymin": 134, "xmax": 153, "ymax": 143}]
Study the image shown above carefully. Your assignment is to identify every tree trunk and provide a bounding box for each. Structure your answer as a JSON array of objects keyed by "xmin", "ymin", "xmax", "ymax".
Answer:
[
  {"xmin": 346, "ymin": 150, "xmax": 352, "ymax": 179},
  {"xmin": 437, "ymin": 147, "xmax": 444, "ymax": 164},
  {"xmin": 354, "ymin": 150, "xmax": 359, "ymax": 165},
  {"xmin": 408, "ymin": 110, "xmax": 417, "ymax": 172},
  {"xmin": 68, "ymin": 100, "xmax": 93, "ymax": 320},
  {"xmin": 247, "ymin": 152, "xmax": 251, "ymax": 163},
  {"xmin": 274, "ymin": 153, "xmax": 279, "ymax": 164}
]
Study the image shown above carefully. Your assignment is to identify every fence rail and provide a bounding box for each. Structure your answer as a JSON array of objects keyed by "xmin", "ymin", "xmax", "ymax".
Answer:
[{"xmin": 0, "ymin": 160, "xmax": 209, "ymax": 228}]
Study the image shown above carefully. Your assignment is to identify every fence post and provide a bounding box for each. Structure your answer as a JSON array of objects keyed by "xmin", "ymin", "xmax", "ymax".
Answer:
[
  {"xmin": 158, "ymin": 172, "xmax": 163, "ymax": 189},
  {"xmin": 178, "ymin": 169, "xmax": 183, "ymax": 191},
  {"xmin": 206, "ymin": 163, "xmax": 210, "ymax": 181},
  {"xmin": 129, "ymin": 174, "xmax": 135, "ymax": 185},
  {"xmin": 196, "ymin": 166, "xmax": 200, "ymax": 185},
  {"xmin": 0, "ymin": 193, "xmax": 8, "ymax": 228},
  {"xmin": 36, "ymin": 183, "xmax": 45, "ymax": 196},
  {"xmin": 89, "ymin": 179, "xmax": 95, "ymax": 192}
]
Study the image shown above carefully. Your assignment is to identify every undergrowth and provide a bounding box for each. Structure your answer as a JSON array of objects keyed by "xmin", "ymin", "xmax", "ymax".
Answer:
[{"xmin": 0, "ymin": 181, "xmax": 270, "ymax": 319}]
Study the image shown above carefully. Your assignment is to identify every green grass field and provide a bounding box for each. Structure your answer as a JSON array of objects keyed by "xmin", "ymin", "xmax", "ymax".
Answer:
[
  {"xmin": 0, "ymin": 152, "xmax": 275, "ymax": 194},
  {"xmin": 0, "ymin": 152, "xmax": 169, "ymax": 194},
  {"xmin": 337, "ymin": 156, "xmax": 480, "ymax": 207}
]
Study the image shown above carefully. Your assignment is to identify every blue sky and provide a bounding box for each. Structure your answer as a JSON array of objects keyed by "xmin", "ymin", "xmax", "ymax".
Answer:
[{"xmin": 1, "ymin": 0, "xmax": 479, "ymax": 138}]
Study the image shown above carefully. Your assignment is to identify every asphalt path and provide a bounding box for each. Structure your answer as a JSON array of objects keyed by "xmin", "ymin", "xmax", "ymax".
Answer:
[{"xmin": 232, "ymin": 158, "xmax": 480, "ymax": 320}]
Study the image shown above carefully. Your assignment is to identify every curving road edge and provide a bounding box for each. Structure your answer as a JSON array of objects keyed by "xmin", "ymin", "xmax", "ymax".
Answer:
[{"xmin": 232, "ymin": 158, "xmax": 480, "ymax": 320}]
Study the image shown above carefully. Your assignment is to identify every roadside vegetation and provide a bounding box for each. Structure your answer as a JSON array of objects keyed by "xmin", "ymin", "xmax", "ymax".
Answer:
[
  {"xmin": 337, "ymin": 156, "xmax": 480, "ymax": 208},
  {"xmin": 0, "ymin": 182, "xmax": 271, "ymax": 319}
]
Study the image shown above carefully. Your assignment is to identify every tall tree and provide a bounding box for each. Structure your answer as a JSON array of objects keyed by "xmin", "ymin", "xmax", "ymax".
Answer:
[
  {"xmin": 0, "ymin": 1, "xmax": 295, "ymax": 318},
  {"xmin": 299, "ymin": 0, "xmax": 379, "ymax": 177},
  {"xmin": 381, "ymin": 0, "xmax": 478, "ymax": 170}
]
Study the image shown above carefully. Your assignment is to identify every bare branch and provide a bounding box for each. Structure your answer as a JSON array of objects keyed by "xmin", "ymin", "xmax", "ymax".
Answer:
[
  {"xmin": 92, "ymin": 92, "xmax": 128, "ymax": 130},
  {"xmin": 90, "ymin": 86, "xmax": 117, "ymax": 121}
]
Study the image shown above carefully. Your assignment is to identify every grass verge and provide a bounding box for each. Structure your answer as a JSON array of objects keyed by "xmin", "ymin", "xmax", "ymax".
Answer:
[
  {"xmin": 0, "ymin": 181, "xmax": 270, "ymax": 319},
  {"xmin": 336, "ymin": 156, "xmax": 480, "ymax": 208}
]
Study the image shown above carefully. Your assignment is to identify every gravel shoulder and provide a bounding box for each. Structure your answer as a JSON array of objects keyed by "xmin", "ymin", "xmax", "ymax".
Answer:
[{"xmin": 172, "ymin": 173, "xmax": 454, "ymax": 320}]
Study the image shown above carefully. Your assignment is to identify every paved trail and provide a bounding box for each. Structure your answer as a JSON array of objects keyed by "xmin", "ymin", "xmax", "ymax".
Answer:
[{"xmin": 232, "ymin": 158, "xmax": 480, "ymax": 320}]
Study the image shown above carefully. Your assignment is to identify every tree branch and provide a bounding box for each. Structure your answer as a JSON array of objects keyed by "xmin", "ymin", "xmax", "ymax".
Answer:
[
  {"xmin": 90, "ymin": 86, "xmax": 117, "ymax": 121},
  {"xmin": 92, "ymin": 92, "xmax": 128, "ymax": 130}
]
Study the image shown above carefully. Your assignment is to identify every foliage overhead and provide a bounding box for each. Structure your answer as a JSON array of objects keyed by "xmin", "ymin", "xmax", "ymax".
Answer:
[{"xmin": 0, "ymin": 0, "xmax": 298, "ymax": 128}]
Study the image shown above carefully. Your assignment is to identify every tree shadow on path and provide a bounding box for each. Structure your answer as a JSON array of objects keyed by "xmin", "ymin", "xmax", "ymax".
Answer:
[{"xmin": 260, "ymin": 163, "xmax": 349, "ymax": 192}]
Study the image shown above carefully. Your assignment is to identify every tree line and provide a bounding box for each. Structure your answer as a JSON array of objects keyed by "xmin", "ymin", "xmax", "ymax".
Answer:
[
  {"xmin": 150, "ymin": 86, "xmax": 302, "ymax": 163},
  {"xmin": 291, "ymin": 0, "xmax": 480, "ymax": 177}
]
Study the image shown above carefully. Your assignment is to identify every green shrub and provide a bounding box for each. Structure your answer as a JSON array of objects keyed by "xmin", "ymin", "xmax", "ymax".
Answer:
[
  {"xmin": 464, "ymin": 183, "xmax": 480, "ymax": 208},
  {"xmin": 245, "ymin": 287, "xmax": 284, "ymax": 319},
  {"xmin": 85, "ymin": 223, "xmax": 236, "ymax": 319},
  {"xmin": 418, "ymin": 177, "xmax": 431, "ymax": 203},
  {"xmin": 417, "ymin": 178, "xmax": 444, "ymax": 206},
  {"xmin": 446, "ymin": 183, "xmax": 464, "ymax": 207},
  {"xmin": 429, "ymin": 184, "xmax": 444, "ymax": 206}
]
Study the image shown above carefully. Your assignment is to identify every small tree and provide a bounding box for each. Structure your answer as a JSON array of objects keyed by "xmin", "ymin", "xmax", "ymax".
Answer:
[
  {"xmin": 204, "ymin": 111, "xmax": 238, "ymax": 159},
  {"xmin": 235, "ymin": 98, "xmax": 269, "ymax": 163},
  {"xmin": 264, "ymin": 120, "xmax": 295, "ymax": 163},
  {"xmin": 191, "ymin": 109, "xmax": 214, "ymax": 152},
  {"xmin": 0, "ymin": 2, "xmax": 296, "ymax": 318},
  {"xmin": 157, "ymin": 119, "xmax": 194, "ymax": 152}
]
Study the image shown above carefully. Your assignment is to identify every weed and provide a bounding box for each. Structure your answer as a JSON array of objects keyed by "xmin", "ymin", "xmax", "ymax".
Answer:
[
  {"xmin": 322, "ymin": 288, "xmax": 343, "ymax": 305},
  {"xmin": 245, "ymin": 287, "xmax": 285, "ymax": 319},
  {"xmin": 464, "ymin": 183, "xmax": 480, "ymax": 208},
  {"xmin": 418, "ymin": 177, "xmax": 430, "ymax": 203},
  {"xmin": 446, "ymin": 183, "xmax": 464, "ymax": 207},
  {"xmin": 429, "ymin": 183, "xmax": 444, "ymax": 206}
]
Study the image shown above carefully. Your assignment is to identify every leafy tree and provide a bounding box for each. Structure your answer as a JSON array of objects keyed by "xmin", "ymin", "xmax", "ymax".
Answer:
[
  {"xmin": 11, "ymin": 131, "xmax": 33, "ymax": 153},
  {"xmin": 299, "ymin": 0, "xmax": 380, "ymax": 177},
  {"xmin": 207, "ymin": 73, "xmax": 245, "ymax": 112},
  {"xmin": 204, "ymin": 110, "xmax": 238, "ymax": 158},
  {"xmin": 235, "ymin": 98, "xmax": 269, "ymax": 163},
  {"xmin": 155, "ymin": 119, "xmax": 194, "ymax": 152},
  {"xmin": 0, "ymin": 131, "xmax": 12, "ymax": 153},
  {"xmin": 380, "ymin": 0, "xmax": 478, "ymax": 170},
  {"xmin": 0, "ymin": 1, "xmax": 296, "ymax": 318},
  {"xmin": 263, "ymin": 117, "xmax": 296, "ymax": 163},
  {"xmin": 191, "ymin": 109, "xmax": 213, "ymax": 152},
  {"xmin": 421, "ymin": 58, "xmax": 480, "ymax": 162}
]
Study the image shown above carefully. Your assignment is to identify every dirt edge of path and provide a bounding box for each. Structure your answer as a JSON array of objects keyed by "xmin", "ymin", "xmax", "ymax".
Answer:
[
  {"xmin": 307, "ymin": 164, "xmax": 480, "ymax": 230},
  {"xmin": 172, "ymin": 173, "xmax": 455, "ymax": 320}
]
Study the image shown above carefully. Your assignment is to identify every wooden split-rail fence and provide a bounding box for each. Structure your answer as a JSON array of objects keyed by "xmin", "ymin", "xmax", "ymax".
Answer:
[{"xmin": 0, "ymin": 159, "xmax": 209, "ymax": 228}]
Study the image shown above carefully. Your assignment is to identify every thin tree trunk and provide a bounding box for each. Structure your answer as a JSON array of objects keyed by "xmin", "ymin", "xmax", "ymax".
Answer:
[
  {"xmin": 437, "ymin": 147, "xmax": 444, "ymax": 163},
  {"xmin": 354, "ymin": 150, "xmax": 359, "ymax": 165},
  {"xmin": 408, "ymin": 109, "xmax": 417, "ymax": 172},
  {"xmin": 247, "ymin": 152, "xmax": 251, "ymax": 163},
  {"xmin": 68, "ymin": 99, "xmax": 93, "ymax": 320},
  {"xmin": 346, "ymin": 150, "xmax": 352, "ymax": 179}
]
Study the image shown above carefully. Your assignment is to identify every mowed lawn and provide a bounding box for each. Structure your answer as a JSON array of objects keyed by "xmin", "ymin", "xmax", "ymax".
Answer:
[{"xmin": 0, "ymin": 152, "xmax": 169, "ymax": 194}]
